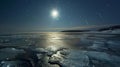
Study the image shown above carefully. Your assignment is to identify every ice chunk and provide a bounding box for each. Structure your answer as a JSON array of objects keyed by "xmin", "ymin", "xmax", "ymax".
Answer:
[{"xmin": 89, "ymin": 41, "xmax": 108, "ymax": 51}]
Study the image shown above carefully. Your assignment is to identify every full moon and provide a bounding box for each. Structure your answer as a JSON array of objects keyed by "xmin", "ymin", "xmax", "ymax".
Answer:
[{"xmin": 51, "ymin": 9, "xmax": 59, "ymax": 18}]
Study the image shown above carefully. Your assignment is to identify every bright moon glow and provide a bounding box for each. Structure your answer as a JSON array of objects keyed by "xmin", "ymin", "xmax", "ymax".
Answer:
[{"xmin": 51, "ymin": 9, "xmax": 59, "ymax": 18}]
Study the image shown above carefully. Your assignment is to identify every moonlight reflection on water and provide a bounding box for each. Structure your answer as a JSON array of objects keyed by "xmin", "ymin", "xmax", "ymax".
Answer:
[{"xmin": 43, "ymin": 33, "xmax": 69, "ymax": 51}]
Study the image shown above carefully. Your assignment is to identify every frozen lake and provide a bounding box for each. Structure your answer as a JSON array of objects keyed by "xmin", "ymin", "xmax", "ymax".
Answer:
[{"xmin": 0, "ymin": 32, "xmax": 120, "ymax": 67}]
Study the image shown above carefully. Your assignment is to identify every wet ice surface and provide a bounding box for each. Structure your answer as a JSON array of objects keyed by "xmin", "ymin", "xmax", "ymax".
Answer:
[{"xmin": 0, "ymin": 32, "xmax": 120, "ymax": 67}]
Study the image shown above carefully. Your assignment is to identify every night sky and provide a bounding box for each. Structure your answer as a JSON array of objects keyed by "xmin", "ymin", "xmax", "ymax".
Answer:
[{"xmin": 0, "ymin": 0, "xmax": 120, "ymax": 32}]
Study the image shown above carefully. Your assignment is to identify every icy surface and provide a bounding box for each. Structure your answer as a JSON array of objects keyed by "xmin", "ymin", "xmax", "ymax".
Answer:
[{"xmin": 0, "ymin": 32, "xmax": 120, "ymax": 67}]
